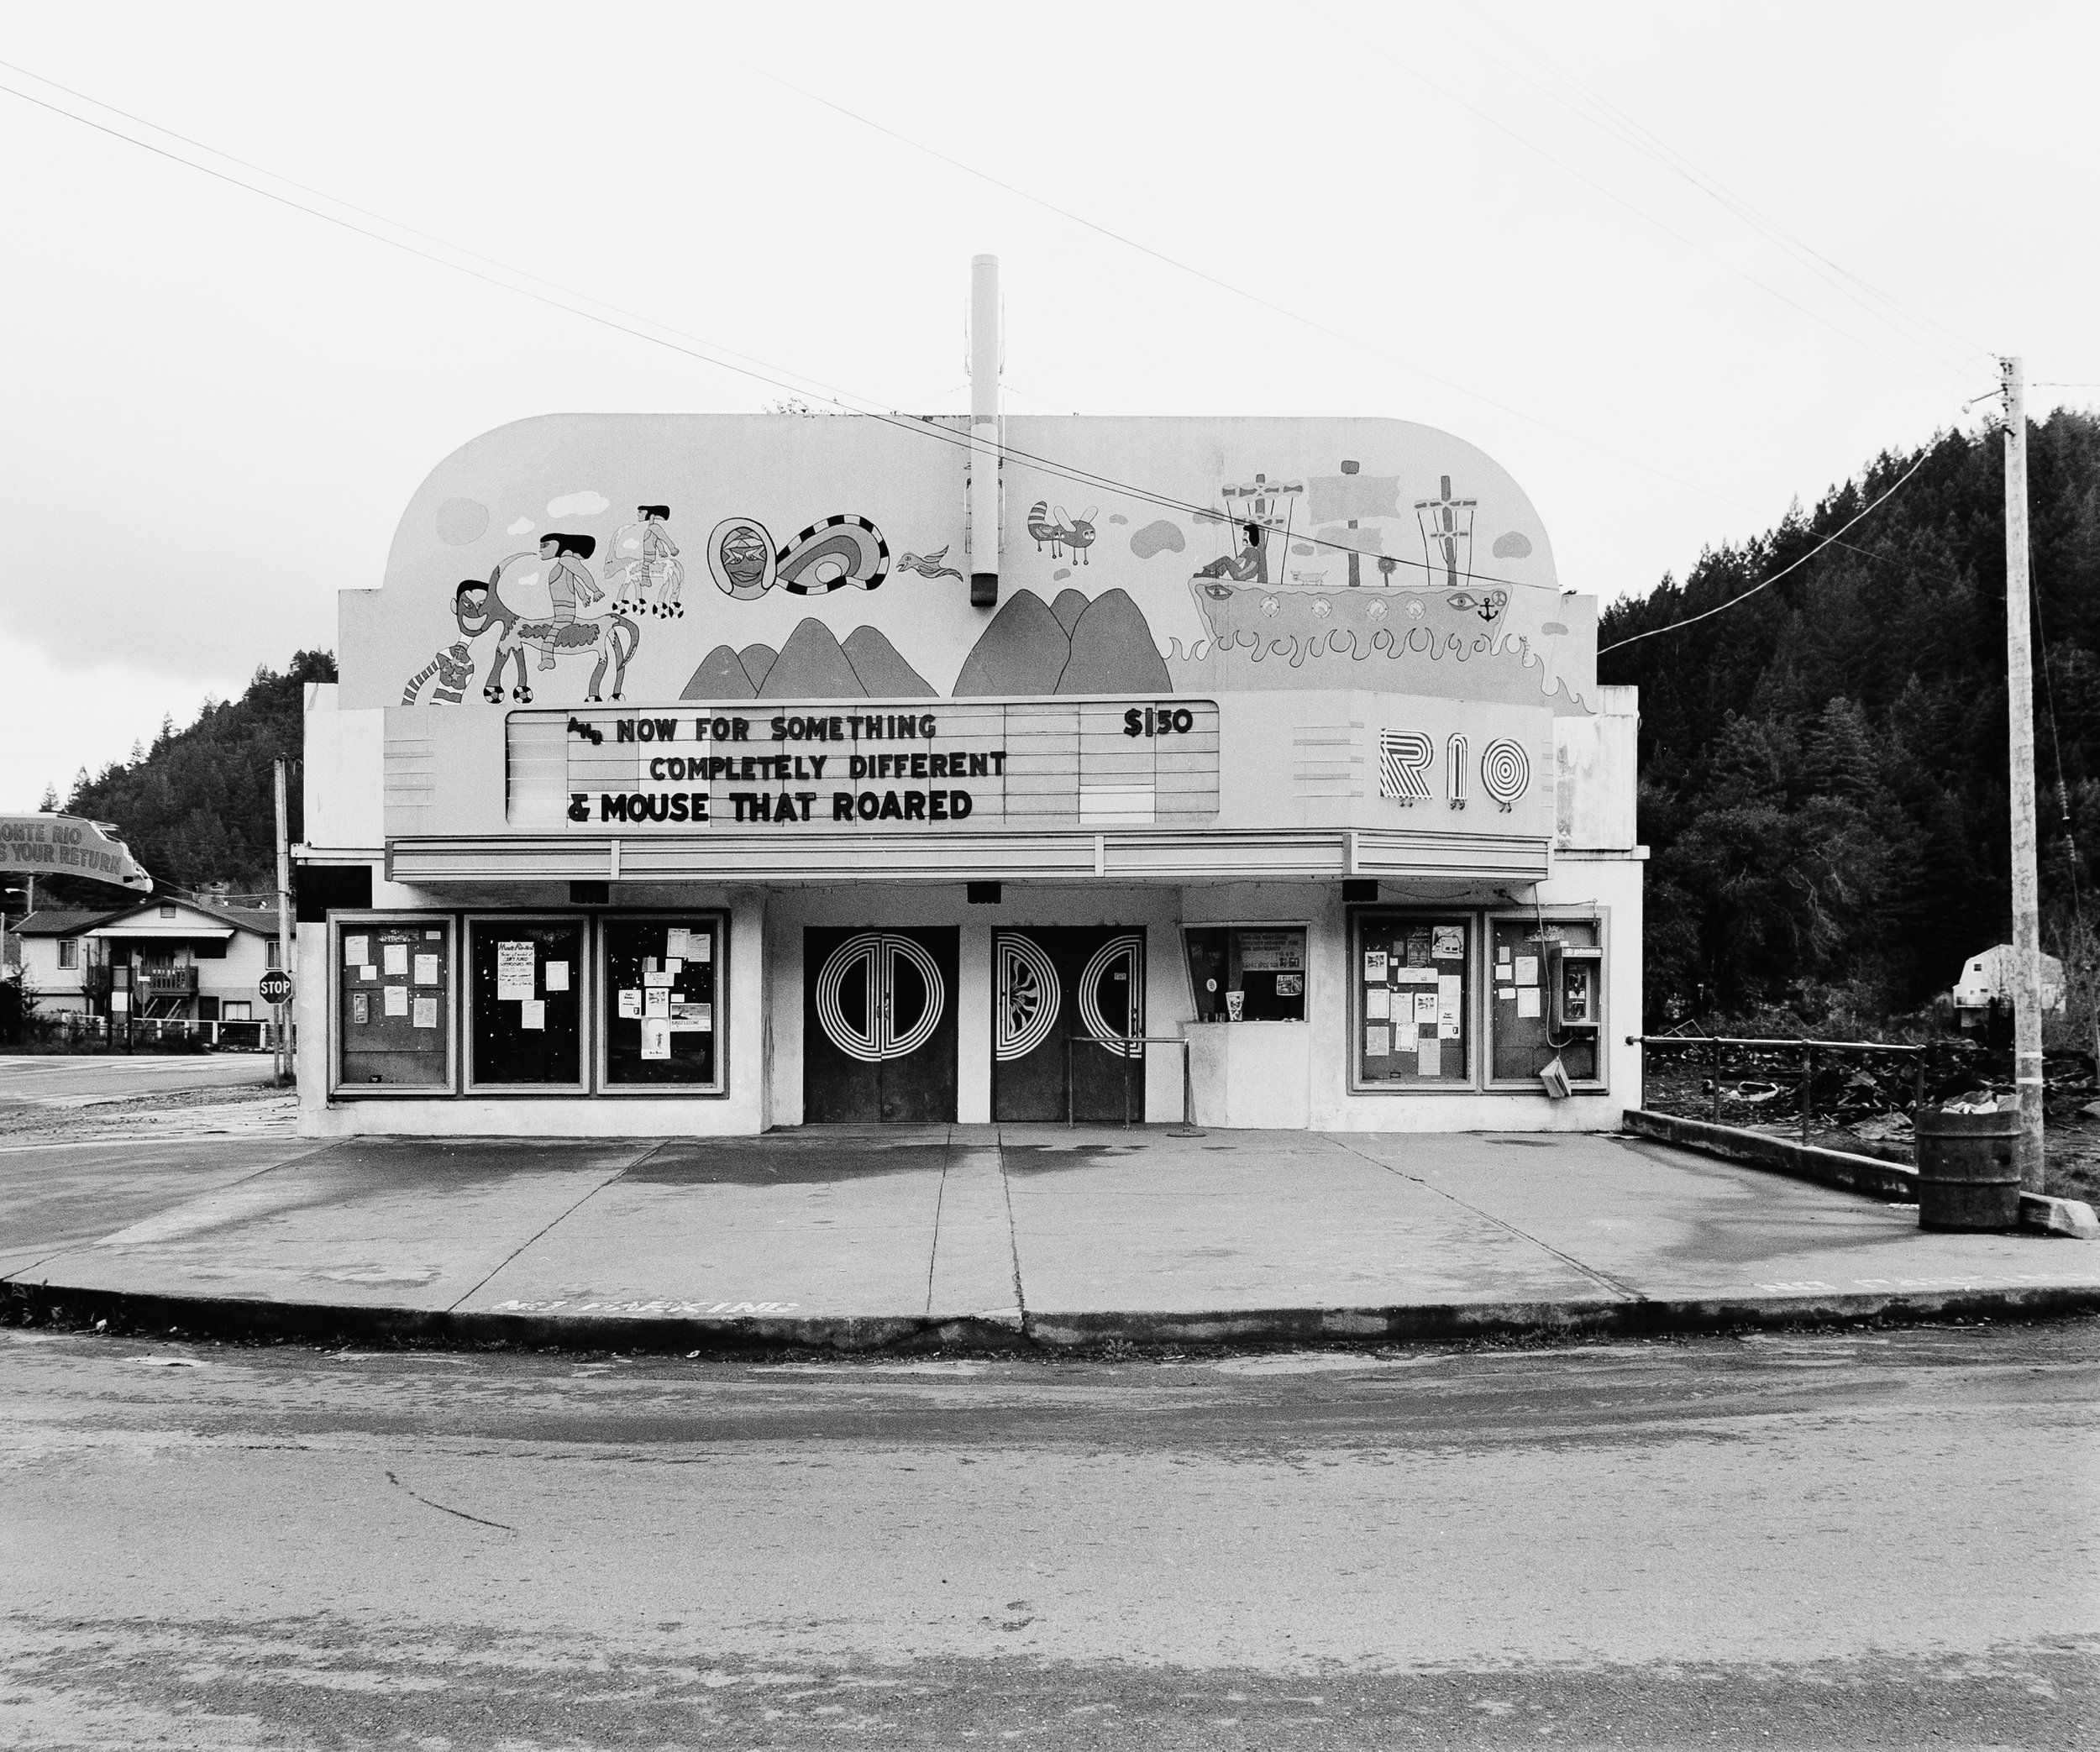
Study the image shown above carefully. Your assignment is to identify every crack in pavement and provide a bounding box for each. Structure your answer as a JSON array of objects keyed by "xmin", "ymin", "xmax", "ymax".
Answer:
[
  {"xmin": 1328, "ymin": 1135, "xmax": 1646, "ymax": 1302},
  {"xmin": 384, "ymin": 1469, "xmax": 518, "ymax": 1534},
  {"xmin": 443, "ymin": 1137, "xmax": 675, "ymax": 1312}
]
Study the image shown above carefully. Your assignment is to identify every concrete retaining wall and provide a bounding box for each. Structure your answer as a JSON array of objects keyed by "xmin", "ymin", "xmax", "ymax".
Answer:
[
  {"xmin": 1623, "ymin": 1109, "xmax": 1917, "ymax": 1199},
  {"xmin": 1623, "ymin": 1108, "xmax": 2098, "ymax": 1238}
]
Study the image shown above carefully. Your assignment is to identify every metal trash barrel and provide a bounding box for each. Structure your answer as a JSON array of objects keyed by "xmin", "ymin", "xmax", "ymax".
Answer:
[{"xmin": 1914, "ymin": 1108, "xmax": 2022, "ymax": 1231}]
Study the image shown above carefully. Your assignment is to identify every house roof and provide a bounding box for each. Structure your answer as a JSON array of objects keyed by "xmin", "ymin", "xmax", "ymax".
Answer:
[
  {"xmin": 10, "ymin": 908, "xmax": 123, "ymax": 937},
  {"xmin": 77, "ymin": 897, "xmax": 280, "ymax": 940}
]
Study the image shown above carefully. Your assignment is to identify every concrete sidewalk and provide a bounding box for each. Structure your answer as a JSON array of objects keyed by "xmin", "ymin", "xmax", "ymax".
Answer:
[{"xmin": 3, "ymin": 1126, "xmax": 2097, "ymax": 1351}]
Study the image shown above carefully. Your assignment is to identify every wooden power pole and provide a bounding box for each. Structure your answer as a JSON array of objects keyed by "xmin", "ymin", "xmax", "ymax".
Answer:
[
  {"xmin": 2001, "ymin": 355, "xmax": 2045, "ymax": 1191},
  {"xmin": 273, "ymin": 757, "xmax": 295, "ymax": 1087}
]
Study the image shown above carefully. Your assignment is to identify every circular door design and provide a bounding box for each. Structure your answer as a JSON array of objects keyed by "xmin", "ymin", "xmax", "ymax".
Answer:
[
  {"xmin": 994, "ymin": 933, "xmax": 1063, "ymax": 1062},
  {"xmin": 1078, "ymin": 934, "xmax": 1144, "ymax": 1058},
  {"xmin": 815, "ymin": 931, "xmax": 948, "ymax": 1063}
]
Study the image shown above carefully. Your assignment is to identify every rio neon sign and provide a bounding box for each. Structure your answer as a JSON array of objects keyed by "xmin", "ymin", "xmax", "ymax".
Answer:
[{"xmin": 1378, "ymin": 730, "xmax": 1531, "ymax": 813}]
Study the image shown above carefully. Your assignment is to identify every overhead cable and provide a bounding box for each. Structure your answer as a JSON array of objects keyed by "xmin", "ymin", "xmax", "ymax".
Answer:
[
  {"xmin": 0, "ymin": 66, "xmax": 1542, "ymax": 591},
  {"xmin": 1472, "ymin": 21, "xmax": 1997, "ymax": 378},
  {"xmin": 609, "ymin": 1, "xmax": 1761, "ymax": 517},
  {"xmin": 1363, "ymin": 39, "xmax": 1981, "ymax": 394},
  {"xmin": 1597, "ymin": 453, "xmax": 1933, "ymax": 657}
]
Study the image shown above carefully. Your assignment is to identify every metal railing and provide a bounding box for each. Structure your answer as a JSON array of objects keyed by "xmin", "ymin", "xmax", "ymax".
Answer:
[
  {"xmin": 1625, "ymin": 1032, "xmax": 1929, "ymax": 1141},
  {"xmin": 19, "ymin": 1014, "xmax": 278, "ymax": 1053},
  {"xmin": 1059, "ymin": 1034, "xmax": 1194, "ymax": 1128}
]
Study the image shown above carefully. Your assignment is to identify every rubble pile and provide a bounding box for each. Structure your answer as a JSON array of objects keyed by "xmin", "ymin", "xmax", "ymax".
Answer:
[{"xmin": 1642, "ymin": 1034, "xmax": 2100, "ymax": 1166}]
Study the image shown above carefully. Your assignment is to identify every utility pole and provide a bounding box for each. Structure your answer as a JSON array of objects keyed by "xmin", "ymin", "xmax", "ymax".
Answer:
[
  {"xmin": 2000, "ymin": 356, "xmax": 2045, "ymax": 1192},
  {"xmin": 273, "ymin": 757, "xmax": 295, "ymax": 1088}
]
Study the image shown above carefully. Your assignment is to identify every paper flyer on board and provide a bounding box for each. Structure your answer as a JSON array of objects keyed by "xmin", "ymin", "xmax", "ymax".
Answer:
[{"xmin": 496, "ymin": 942, "xmax": 535, "ymax": 999}]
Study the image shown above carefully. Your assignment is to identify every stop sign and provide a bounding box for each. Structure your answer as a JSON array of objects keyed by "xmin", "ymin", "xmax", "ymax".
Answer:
[{"xmin": 259, "ymin": 969, "xmax": 294, "ymax": 1005}]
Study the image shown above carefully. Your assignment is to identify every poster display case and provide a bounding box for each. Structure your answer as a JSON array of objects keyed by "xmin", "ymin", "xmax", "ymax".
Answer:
[
  {"xmin": 598, "ymin": 914, "xmax": 726, "ymax": 1093},
  {"xmin": 466, "ymin": 917, "xmax": 587, "ymax": 1091},
  {"xmin": 1354, "ymin": 913, "xmax": 1473, "ymax": 1088},
  {"xmin": 331, "ymin": 915, "xmax": 454, "ymax": 1094}
]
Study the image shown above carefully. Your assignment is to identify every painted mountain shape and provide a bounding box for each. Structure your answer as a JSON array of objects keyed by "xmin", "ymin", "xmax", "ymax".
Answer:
[
  {"xmin": 843, "ymin": 625, "xmax": 936, "ymax": 697},
  {"xmin": 953, "ymin": 587, "xmax": 1169, "ymax": 696},
  {"xmin": 1058, "ymin": 589, "xmax": 1171, "ymax": 694},
  {"xmin": 953, "ymin": 590, "xmax": 1071, "ymax": 695},
  {"xmin": 680, "ymin": 622, "xmax": 932, "ymax": 700},
  {"xmin": 761, "ymin": 619, "xmax": 866, "ymax": 697},
  {"xmin": 680, "ymin": 646, "xmax": 758, "ymax": 700}
]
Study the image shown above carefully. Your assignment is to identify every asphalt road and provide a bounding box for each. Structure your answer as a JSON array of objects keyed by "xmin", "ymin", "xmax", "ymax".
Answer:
[
  {"xmin": 0, "ymin": 1052, "xmax": 277, "ymax": 1109},
  {"xmin": 3, "ymin": 1322, "xmax": 2094, "ymax": 1749}
]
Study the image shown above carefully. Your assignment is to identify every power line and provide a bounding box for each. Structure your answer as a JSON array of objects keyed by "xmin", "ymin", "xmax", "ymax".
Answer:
[
  {"xmin": 1363, "ymin": 39, "xmax": 1981, "ymax": 394},
  {"xmin": 0, "ymin": 52, "xmax": 2003, "ymax": 616},
  {"xmin": 0, "ymin": 65, "xmax": 1546, "ymax": 593},
  {"xmin": 1598, "ymin": 452, "xmax": 1932, "ymax": 656},
  {"xmin": 1470, "ymin": 21, "xmax": 1997, "ymax": 379},
  {"xmin": 609, "ymin": 1, "xmax": 1765, "ymax": 518},
  {"xmin": 0, "ymin": 57, "xmax": 895, "ymax": 418}
]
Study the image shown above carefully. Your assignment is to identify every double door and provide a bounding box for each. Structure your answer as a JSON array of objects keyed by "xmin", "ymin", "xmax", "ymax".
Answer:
[
  {"xmin": 803, "ymin": 927, "xmax": 958, "ymax": 1124},
  {"xmin": 993, "ymin": 927, "xmax": 1146, "ymax": 1123}
]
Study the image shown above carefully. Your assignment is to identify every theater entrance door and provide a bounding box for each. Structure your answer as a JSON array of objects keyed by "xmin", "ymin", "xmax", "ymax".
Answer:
[
  {"xmin": 803, "ymin": 927, "xmax": 958, "ymax": 1124},
  {"xmin": 992, "ymin": 927, "xmax": 1146, "ymax": 1123}
]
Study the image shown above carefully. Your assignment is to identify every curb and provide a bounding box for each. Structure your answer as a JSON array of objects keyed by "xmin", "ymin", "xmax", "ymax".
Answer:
[
  {"xmin": 8, "ymin": 1276, "xmax": 2099, "ymax": 1358},
  {"xmin": 1622, "ymin": 1108, "xmax": 1917, "ymax": 1198}
]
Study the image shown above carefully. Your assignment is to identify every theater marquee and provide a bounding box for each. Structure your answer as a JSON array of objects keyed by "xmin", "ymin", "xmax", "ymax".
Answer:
[{"xmin": 505, "ymin": 700, "xmax": 1223, "ymax": 832}]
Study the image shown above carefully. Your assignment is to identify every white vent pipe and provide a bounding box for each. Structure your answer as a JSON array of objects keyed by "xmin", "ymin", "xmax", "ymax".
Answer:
[{"xmin": 967, "ymin": 254, "xmax": 1000, "ymax": 606}]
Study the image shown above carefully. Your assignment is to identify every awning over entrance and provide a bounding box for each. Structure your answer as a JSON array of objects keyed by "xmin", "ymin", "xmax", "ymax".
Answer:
[{"xmin": 386, "ymin": 827, "xmax": 1551, "ymax": 886}]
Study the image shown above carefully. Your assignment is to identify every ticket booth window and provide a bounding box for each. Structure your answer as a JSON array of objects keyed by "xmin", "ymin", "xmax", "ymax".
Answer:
[
  {"xmin": 599, "ymin": 915, "xmax": 725, "ymax": 1093},
  {"xmin": 1184, "ymin": 926, "xmax": 1306, "ymax": 1021},
  {"xmin": 466, "ymin": 918, "xmax": 587, "ymax": 1091},
  {"xmin": 332, "ymin": 915, "xmax": 455, "ymax": 1094},
  {"xmin": 1356, "ymin": 914, "xmax": 1473, "ymax": 1085},
  {"xmin": 1488, "ymin": 916, "xmax": 1604, "ymax": 1088}
]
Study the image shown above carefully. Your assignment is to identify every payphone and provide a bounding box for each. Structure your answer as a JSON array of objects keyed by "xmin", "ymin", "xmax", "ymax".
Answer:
[{"xmin": 1545, "ymin": 942, "xmax": 1602, "ymax": 1034}]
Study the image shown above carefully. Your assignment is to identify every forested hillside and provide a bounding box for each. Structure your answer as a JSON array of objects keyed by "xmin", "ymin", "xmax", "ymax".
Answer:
[
  {"xmin": 1599, "ymin": 411, "xmax": 2100, "ymax": 1027},
  {"xmin": 42, "ymin": 651, "xmax": 337, "ymax": 904}
]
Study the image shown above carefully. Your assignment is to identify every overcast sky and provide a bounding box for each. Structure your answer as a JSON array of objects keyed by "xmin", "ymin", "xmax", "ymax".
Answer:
[{"xmin": 2, "ymin": 0, "xmax": 2094, "ymax": 811}]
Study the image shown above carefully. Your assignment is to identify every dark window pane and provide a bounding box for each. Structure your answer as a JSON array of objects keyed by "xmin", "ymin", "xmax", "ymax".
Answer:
[
  {"xmin": 470, "ymin": 921, "xmax": 584, "ymax": 1087},
  {"xmin": 1183, "ymin": 926, "xmax": 1305, "ymax": 1022},
  {"xmin": 1184, "ymin": 928, "xmax": 1229, "ymax": 1022},
  {"xmin": 603, "ymin": 917, "xmax": 720, "ymax": 1088}
]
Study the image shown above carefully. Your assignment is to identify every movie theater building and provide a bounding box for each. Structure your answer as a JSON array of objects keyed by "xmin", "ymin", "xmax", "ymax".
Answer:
[{"xmin": 293, "ymin": 407, "xmax": 1640, "ymax": 1136}]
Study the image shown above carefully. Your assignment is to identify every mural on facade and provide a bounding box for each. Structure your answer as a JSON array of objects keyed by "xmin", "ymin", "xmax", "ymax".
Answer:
[
  {"xmin": 707, "ymin": 517, "xmax": 776, "ymax": 601},
  {"xmin": 1025, "ymin": 502, "xmax": 1097, "ymax": 564},
  {"xmin": 681, "ymin": 620, "xmax": 934, "ymax": 700},
  {"xmin": 897, "ymin": 544, "xmax": 964, "ymax": 581},
  {"xmin": 365, "ymin": 415, "xmax": 1593, "ymax": 716},
  {"xmin": 606, "ymin": 505, "xmax": 684, "ymax": 616},
  {"xmin": 953, "ymin": 588, "xmax": 1169, "ymax": 695}
]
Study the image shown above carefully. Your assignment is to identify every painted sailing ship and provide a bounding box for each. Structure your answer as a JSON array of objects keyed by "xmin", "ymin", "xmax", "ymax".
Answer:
[{"xmin": 1188, "ymin": 464, "xmax": 1504, "ymax": 661}]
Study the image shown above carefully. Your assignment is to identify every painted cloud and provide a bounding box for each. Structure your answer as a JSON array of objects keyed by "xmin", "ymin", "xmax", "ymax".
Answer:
[{"xmin": 1128, "ymin": 519, "xmax": 1186, "ymax": 559}]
